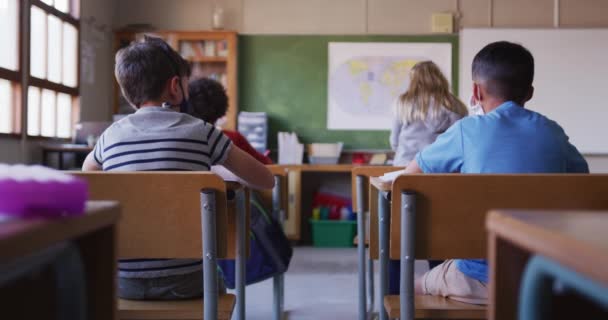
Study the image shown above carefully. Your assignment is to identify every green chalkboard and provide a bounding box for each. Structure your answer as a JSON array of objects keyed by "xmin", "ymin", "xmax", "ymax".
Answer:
[{"xmin": 238, "ymin": 35, "xmax": 459, "ymax": 150}]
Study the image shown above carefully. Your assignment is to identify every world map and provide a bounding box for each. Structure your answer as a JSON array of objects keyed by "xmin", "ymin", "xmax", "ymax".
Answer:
[
  {"xmin": 327, "ymin": 42, "xmax": 452, "ymax": 130},
  {"xmin": 329, "ymin": 57, "xmax": 420, "ymax": 116}
]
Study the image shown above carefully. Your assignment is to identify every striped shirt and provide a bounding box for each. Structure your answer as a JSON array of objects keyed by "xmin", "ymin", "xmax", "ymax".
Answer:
[{"xmin": 93, "ymin": 106, "xmax": 232, "ymax": 278}]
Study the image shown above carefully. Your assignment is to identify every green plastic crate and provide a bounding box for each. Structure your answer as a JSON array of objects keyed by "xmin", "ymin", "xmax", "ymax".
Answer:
[{"xmin": 309, "ymin": 219, "xmax": 357, "ymax": 248}]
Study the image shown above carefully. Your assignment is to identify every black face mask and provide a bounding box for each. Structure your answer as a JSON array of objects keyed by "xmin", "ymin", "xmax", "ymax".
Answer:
[{"xmin": 156, "ymin": 38, "xmax": 190, "ymax": 113}]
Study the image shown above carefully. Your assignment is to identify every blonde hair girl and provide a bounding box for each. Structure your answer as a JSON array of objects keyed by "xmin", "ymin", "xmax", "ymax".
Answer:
[{"xmin": 390, "ymin": 61, "xmax": 468, "ymax": 166}]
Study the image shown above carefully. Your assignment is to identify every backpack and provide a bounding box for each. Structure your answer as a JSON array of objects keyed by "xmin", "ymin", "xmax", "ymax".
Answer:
[{"xmin": 217, "ymin": 193, "xmax": 293, "ymax": 288}]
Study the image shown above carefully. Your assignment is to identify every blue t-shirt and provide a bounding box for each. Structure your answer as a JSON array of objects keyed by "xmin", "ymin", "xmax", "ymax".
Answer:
[{"xmin": 415, "ymin": 101, "xmax": 589, "ymax": 283}]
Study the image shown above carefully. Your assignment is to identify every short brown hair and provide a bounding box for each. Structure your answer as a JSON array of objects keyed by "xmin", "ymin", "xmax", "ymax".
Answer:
[{"xmin": 115, "ymin": 36, "xmax": 191, "ymax": 107}]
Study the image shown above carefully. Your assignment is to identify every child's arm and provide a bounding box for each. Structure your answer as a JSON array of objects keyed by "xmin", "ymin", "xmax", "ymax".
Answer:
[
  {"xmin": 222, "ymin": 146, "xmax": 274, "ymax": 190},
  {"xmin": 82, "ymin": 151, "xmax": 102, "ymax": 171}
]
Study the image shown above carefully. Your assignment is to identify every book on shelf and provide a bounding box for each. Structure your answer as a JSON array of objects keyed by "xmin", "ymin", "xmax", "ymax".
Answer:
[
  {"xmin": 204, "ymin": 41, "xmax": 216, "ymax": 57},
  {"xmin": 192, "ymin": 41, "xmax": 204, "ymax": 57},
  {"xmin": 217, "ymin": 40, "xmax": 228, "ymax": 57}
]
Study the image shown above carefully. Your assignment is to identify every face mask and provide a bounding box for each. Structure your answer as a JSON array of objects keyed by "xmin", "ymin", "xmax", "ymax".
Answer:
[
  {"xmin": 178, "ymin": 81, "xmax": 190, "ymax": 113},
  {"xmin": 469, "ymin": 93, "xmax": 484, "ymax": 116}
]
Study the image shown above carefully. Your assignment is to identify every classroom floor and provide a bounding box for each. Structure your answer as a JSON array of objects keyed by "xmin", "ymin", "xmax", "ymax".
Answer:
[{"xmin": 231, "ymin": 246, "xmax": 429, "ymax": 320}]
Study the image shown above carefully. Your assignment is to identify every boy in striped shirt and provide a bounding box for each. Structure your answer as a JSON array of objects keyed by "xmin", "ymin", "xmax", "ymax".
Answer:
[{"xmin": 82, "ymin": 36, "xmax": 274, "ymax": 300}]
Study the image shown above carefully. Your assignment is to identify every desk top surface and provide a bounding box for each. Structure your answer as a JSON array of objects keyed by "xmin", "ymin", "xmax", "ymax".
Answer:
[
  {"xmin": 370, "ymin": 176, "xmax": 392, "ymax": 192},
  {"xmin": 487, "ymin": 209, "xmax": 608, "ymax": 285},
  {"xmin": 0, "ymin": 201, "xmax": 120, "ymax": 262},
  {"xmin": 282, "ymin": 164, "xmax": 356, "ymax": 172}
]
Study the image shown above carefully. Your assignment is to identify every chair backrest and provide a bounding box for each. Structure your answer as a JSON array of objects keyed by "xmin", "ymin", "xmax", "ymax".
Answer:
[
  {"xmin": 351, "ymin": 166, "xmax": 396, "ymax": 212},
  {"xmin": 389, "ymin": 174, "xmax": 608, "ymax": 260},
  {"xmin": 73, "ymin": 172, "xmax": 230, "ymax": 259}
]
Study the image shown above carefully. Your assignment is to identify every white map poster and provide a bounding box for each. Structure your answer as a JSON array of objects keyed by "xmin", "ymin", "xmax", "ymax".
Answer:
[{"xmin": 327, "ymin": 42, "xmax": 452, "ymax": 130}]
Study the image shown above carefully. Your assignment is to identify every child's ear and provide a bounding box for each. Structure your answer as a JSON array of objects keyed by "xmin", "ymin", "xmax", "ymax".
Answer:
[
  {"xmin": 472, "ymin": 83, "xmax": 482, "ymax": 102},
  {"xmin": 167, "ymin": 76, "xmax": 181, "ymax": 101}
]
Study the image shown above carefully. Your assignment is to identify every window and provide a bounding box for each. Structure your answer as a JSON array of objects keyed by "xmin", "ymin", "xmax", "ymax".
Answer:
[
  {"xmin": 0, "ymin": 0, "xmax": 21, "ymax": 134},
  {"xmin": 0, "ymin": 0, "xmax": 79, "ymax": 138},
  {"xmin": 27, "ymin": 0, "xmax": 80, "ymax": 138}
]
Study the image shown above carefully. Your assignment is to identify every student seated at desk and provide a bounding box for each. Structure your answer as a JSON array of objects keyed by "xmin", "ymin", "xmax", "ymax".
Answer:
[
  {"xmin": 388, "ymin": 61, "xmax": 468, "ymax": 294},
  {"xmin": 389, "ymin": 61, "xmax": 468, "ymax": 166},
  {"xmin": 403, "ymin": 41, "xmax": 589, "ymax": 305},
  {"xmin": 82, "ymin": 36, "xmax": 274, "ymax": 300},
  {"xmin": 188, "ymin": 78, "xmax": 272, "ymax": 165}
]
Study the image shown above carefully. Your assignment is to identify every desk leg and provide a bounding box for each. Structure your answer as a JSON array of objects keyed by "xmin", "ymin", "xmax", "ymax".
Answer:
[
  {"xmin": 272, "ymin": 175, "xmax": 285, "ymax": 320},
  {"xmin": 77, "ymin": 225, "xmax": 117, "ymax": 320},
  {"xmin": 42, "ymin": 150, "xmax": 49, "ymax": 167},
  {"xmin": 378, "ymin": 191, "xmax": 390, "ymax": 320},
  {"xmin": 400, "ymin": 192, "xmax": 416, "ymax": 320},
  {"xmin": 58, "ymin": 151, "xmax": 64, "ymax": 170},
  {"xmin": 489, "ymin": 234, "xmax": 530, "ymax": 320},
  {"xmin": 201, "ymin": 190, "xmax": 219, "ymax": 320},
  {"xmin": 53, "ymin": 243, "xmax": 87, "ymax": 320},
  {"xmin": 235, "ymin": 189, "xmax": 247, "ymax": 320},
  {"xmin": 356, "ymin": 175, "xmax": 367, "ymax": 320}
]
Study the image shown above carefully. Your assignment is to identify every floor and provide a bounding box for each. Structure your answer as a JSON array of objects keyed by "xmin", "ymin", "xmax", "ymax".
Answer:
[{"xmin": 230, "ymin": 247, "xmax": 429, "ymax": 320}]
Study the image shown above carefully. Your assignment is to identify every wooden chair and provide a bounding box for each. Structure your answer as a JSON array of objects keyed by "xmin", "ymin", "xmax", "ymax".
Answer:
[
  {"xmin": 374, "ymin": 174, "xmax": 608, "ymax": 320},
  {"xmin": 74, "ymin": 172, "xmax": 249, "ymax": 320},
  {"xmin": 351, "ymin": 165, "xmax": 400, "ymax": 320}
]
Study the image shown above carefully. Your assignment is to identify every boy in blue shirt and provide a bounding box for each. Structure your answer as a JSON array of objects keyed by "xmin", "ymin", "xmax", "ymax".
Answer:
[{"xmin": 403, "ymin": 41, "xmax": 588, "ymax": 305}]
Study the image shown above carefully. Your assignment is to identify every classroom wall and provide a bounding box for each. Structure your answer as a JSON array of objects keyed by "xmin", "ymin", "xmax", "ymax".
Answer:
[
  {"xmin": 79, "ymin": 0, "xmax": 117, "ymax": 122},
  {"xmin": 111, "ymin": 0, "xmax": 608, "ymax": 169},
  {"xmin": 114, "ymin": 0, "xmax": 608, "ymax": 32}
]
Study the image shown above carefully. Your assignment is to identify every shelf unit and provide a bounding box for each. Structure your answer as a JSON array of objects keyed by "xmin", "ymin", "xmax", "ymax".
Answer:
[{"xmin": 113, "ymin": 30, "xmax": 239, "ymax": 130}]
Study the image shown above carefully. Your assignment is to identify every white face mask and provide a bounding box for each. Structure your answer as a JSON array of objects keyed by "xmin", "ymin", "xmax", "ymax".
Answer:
[{"xmin": 469, "ymin": 93, "xmax": 485, "ymax": 116}]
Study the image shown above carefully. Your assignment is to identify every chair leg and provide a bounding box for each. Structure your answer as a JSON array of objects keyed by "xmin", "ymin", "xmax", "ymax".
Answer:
[
  {"xmin": 201, "ymin": 190, "xmax": 218, "ymax": 320},
  {"xmin": 235, "ymin": 189, "xmax": 247, "ymax": 320},
  {"xmin": 399, "ymin": 192, "xmax": 416, "ymax": 320},
  {"xmin": 272, "ymin": 175, "xmax": 285, "ymax": 320},
  {"xmin": 356, "ymin": 175, "xmax": 367, "ymax": 320},
  {"xmin": 368, "ymin": 251, "xmax": 375, "ymax": 314},
  {"xmin": 378, "ymin": 191, "xmax": 390, "ymax": 320}
]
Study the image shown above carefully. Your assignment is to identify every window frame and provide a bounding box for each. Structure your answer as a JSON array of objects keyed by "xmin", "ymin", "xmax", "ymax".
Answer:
[
  {"xmin": 0, "ymin": 0, "xmax": 23, "ymax": 138},
  {"xmin": 26, "ymin": 0, "xmax": 80, "ymax": 139},
  {"xmin": 0, "ymin": 0, "xmax": 80, "ymax": 139}
]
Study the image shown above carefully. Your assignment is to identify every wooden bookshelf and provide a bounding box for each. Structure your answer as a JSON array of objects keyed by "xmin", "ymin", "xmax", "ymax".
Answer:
[{"xmin": 113, "ymin": 30, "xmax": 239, "ymax": 130}]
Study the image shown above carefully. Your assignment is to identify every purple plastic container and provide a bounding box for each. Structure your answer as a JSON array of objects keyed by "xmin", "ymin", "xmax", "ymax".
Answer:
[{"xmin": 0, "ymin": 165, "xmax": 88, "ymax": 219}]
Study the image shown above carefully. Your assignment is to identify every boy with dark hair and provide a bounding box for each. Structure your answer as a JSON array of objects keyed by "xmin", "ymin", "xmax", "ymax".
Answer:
[
  {"xmin": 404, "ymin": 41, "xmax": 588, "ymax": 304},
  {"xmin": 188, "ymin": 77, "xmax": 272, "ymax": 165},
  {"xmin": 82, "ymin": 36, "xmax": 274, "ymax": 300}
]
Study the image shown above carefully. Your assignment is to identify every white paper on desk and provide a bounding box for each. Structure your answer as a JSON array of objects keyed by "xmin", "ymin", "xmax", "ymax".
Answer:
[{"xmin": 378, "ymin": 169, "xmax": 405, "ymax": 183}]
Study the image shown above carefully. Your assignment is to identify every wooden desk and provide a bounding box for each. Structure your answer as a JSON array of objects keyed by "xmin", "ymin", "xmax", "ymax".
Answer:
[
  {"xmin": 41, "ymin": 143, "xmax": 93, "ymax": 170},
  {"xmin": 487, "ymin": 210, "xmax": 608, "ymax": 320},
  {"xmin": 0, "ymin": 201, "xmax": 121, "ymax": 320}
]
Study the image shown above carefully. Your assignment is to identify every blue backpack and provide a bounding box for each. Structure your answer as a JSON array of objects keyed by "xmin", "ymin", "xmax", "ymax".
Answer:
[{"xmin": 218, "ymin": 193, "xmax": 293, "ymax": 289}]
